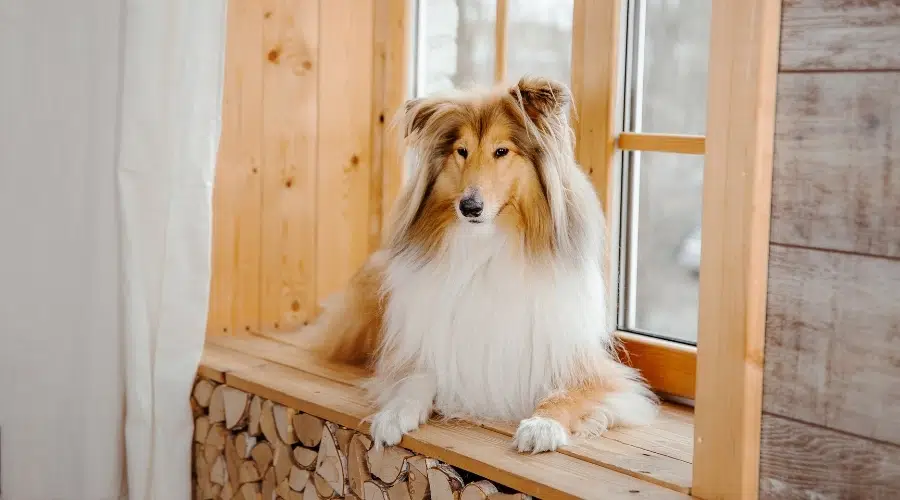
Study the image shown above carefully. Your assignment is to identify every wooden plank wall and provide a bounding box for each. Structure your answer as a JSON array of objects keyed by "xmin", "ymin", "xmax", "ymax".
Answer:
[
  {"xmin": 760, "ymin": 1, "xmax": 900, "ymax": 497},
  {"xmin": 208, "ymin": 0, "xmax": 406, "ymax": 337}
]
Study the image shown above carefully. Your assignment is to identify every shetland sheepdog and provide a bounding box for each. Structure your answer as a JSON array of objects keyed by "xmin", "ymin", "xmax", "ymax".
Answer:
[{"xmin": 307, "ymin": 76, "xmax": 657, "ymax": 453}]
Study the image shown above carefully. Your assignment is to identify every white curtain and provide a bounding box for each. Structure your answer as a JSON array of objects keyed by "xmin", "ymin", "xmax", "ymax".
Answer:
[{"xmin": 0, "ymin": 1, "xmax": 227, "ymax": 499}]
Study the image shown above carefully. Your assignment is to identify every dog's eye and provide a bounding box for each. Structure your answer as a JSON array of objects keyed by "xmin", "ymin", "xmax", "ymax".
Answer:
[
  {"xmin": 494, "ymin": 147, "xmax": 509, "ymax": 158},
  {"xmin": 456, "ymin": 147, "xmax": 468, "ymax": 159}
]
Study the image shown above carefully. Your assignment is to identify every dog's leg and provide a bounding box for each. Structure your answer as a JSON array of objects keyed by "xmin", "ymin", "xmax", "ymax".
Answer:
[
  {"xmin": 512, "ymin": 383, "xmax": 593, "ymax": 454},
  {"xmin": 369, "ymin": 372, "xmax": 436, "ymax": 449},
  {"xmin": 513, "ymin": 364, "xmax": 657, "ymax": 453}
]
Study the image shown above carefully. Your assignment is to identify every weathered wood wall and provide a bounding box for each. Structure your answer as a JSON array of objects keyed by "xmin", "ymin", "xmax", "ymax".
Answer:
[
  {"xmin": 207, "ymin": 0, "xmax": 407, "ymax": 337},
  {"xmin": 760, "ymin": 1, "xmax": 900, "ymax": 497}
]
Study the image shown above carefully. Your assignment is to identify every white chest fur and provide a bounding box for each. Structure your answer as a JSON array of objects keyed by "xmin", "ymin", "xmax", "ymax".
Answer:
[{"xmin": 380, "ymin": 226, "xmax": 611, "ymax": 422}]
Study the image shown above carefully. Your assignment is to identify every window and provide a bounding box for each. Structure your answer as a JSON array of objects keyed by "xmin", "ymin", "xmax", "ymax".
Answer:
[
  {"xmin": 412, "ymin": 0, "xmax": 574, "ymax": 98},
  {"xmin": 617, "ymin": 0, "xmax": 711, "ymax": 346},
  {"xmin": 408, "ymin": 0, "xmax": 712, "ymax": 400}
]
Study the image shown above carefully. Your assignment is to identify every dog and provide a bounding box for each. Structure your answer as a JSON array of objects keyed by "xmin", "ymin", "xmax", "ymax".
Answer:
[{"xmin": 306, "ymin": 76, "xmax": 658, "ymax": 453}]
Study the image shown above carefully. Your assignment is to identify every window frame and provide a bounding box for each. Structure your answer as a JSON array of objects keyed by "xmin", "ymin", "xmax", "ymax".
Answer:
[{"xmin": 383, "ymin": 0, "xmax": 781, "ymax": 495}]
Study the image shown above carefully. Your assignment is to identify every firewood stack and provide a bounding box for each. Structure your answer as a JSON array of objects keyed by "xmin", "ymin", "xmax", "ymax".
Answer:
[{"xmin": 192, "ymin": 377, "xmax": 531, "ymax": 500}]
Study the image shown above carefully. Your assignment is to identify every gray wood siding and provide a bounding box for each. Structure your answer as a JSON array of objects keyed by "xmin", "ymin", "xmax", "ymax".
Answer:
[
  {"xmin": 761, "ymin": 0, "xmax": 900, "ymax": 497},
  {"xmin": 770, "ymin": 73, "xmax": 900, "ymax": 258},
  {"xmin": 780, "ymin": 0, "xmax": 900, "ymax": 71}
]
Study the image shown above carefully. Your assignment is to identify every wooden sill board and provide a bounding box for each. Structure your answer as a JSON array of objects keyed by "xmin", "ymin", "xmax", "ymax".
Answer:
[
  {"xmin": 251, "ymin": 332, "xmax": 694, "ymax": 466},
  {"xmin": 202, "ymin": 336, "xmax": 694, "ymax": 498}
]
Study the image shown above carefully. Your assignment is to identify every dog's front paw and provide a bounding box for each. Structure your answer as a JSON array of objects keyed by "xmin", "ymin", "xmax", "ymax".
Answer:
[
  {"xmin": 370, "ymin": 405, "xmax": 424, "ymax": 449},
  {"xmin": 512, "ymin": 416, "xmax": 569, "ymax": 454}
]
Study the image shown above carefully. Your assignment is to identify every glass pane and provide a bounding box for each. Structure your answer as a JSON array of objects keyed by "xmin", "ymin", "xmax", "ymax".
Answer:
[
  {"xmin": 636, "ymin": 0, "xmax": 712, "ymax": 135},
  {"xmin": 626, "ymin": 152, "xmax": 703, "ymax": 344},
  {"xmin": 415, "ymin": 0, "xmax": 497, "ymax": 97},
  {"xmin": 506, "ymin": 0, "xmax": 574, "ymax": 87}
]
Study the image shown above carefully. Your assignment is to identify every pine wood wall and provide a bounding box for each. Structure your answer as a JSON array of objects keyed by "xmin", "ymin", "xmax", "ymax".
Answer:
[
  {"xmin": 760, "ymin": 1, "xmax": 900, "ymax": 497},
  {"xmin": 206, "ymin": 0, "xmax": 407, "ymax": 338}
]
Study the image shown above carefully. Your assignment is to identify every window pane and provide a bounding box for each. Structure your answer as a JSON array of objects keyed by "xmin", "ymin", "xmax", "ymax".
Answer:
[
  {"xmin": 415, "ymin": 0, "xmax": 573, "ymax": 98},
  {"xmin": 624, "ymin": 152, "xmax": 703, "ymax": 344},
  {"xmin": 635, "ymin": 0, "xmax": 711, "ymax": 135},
  {"xmin": 506, "ymin": 0, "xmax": 574, "ymax": 87},
  {"xmin": 415, "ymin": 0, "xmax": 496, "ymax": 97}
]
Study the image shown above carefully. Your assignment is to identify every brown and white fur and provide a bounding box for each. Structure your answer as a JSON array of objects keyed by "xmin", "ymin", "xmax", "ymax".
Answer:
[{"xmin": 307, "ymin": 76, "xmax": 657, "ymax": 453}]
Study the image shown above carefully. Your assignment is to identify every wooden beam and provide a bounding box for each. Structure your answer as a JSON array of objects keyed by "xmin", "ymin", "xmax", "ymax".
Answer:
[
  {"xmin": 570, "ymin": 0, "xmax": 621, "ymax": 212},
  {"xmin": 494, "ymin": 0, "xmax": 508, "ymax": 83},
  {"xmin": 617, "ymin": 332, "xmax": 696, "ymax": 401},
  {"xmin": 617, "ymin": 133, "xmax": 705, "ymax": 156},
  {"xmin": 692, "ymin": 0, "xmax": 782, "ymax": 498}
]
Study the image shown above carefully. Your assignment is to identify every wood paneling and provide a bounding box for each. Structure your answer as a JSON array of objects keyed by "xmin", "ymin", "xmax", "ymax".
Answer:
[
  {"xmin": 260, "ymin": 0, "xmax": 319, "ymax": 332},
  {"xmin": 208, "ymin": 0, "xmax": 265, "ymax": 335},
  {"xmin": 315, "ymin": 0, "xmax": 375, "ymax": 304},
  {"xmin": 210, "ymin": 0, "xmax": 382, "ymax": 334},
  {"xmin": 759, "ymin": 413, "xmax": 900, "ymax": 499},
  {"xmin": 372, "ymin": 0, "xmax": 413, "ymax": 251},
  {"xmin": 764, "ymin": 244, "xmax": 900, "ymax": 444},
  {"xmin": 770, "ymin": 72, "xmax": 900, "ymax": 258},
  {"xmin": 780, "ymin": 0, "xmax": 900, "ymax": 71}
]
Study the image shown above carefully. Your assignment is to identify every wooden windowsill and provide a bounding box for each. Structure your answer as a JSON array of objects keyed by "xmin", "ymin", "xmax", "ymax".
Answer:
[{"xmin": 200, "ymin": 334, "xmax": 695, "ymax": 498}]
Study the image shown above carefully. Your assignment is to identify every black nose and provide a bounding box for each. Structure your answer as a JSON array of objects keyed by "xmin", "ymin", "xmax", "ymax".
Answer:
[{"xmin": 459, "ymin": 196, "xmax": 483, "ymax": 218}]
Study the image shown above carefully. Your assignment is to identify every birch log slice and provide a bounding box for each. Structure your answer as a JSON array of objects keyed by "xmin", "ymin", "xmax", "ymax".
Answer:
[
  {"xmin": 292, "ymin": 446, "xmax": 319, "ymax": 470},
  {"xmin": 194, "ymin": 415, "xmax": 210, "ymax": 444},
  {"xmin": 238, "ymin": 460, "xmax": 262, "ymax": 484},
  {"xmin": 225, "ymin": 435, "xmax": 242, "ymax": 493},
  {"xmin": 191, "ymin": 396, "xmax": 205, "ymax": 419},
  {"xmin": 194, "ymin": 446, "xmax": 212, "ymax": 499},
  {"xmin": 193, "ymin": 379, "xmax": 216, "ymax": 408},
  {"xmin": 289, "ymin": 466, "xmax": 311, "ymax": 492},
  {"xmin": 208, "ymin": 384, "xmax": 227, "ymax": 423},
  {"xmin": 236, "ymin": 432, "xmax": 258, "ymax": 460},
  {"xmin": 223, "ymin": 387, "xmax": 251, "ymax": 430},
  {"xmin": 260, "ymin": 399, "xmax": 282, "ymax": 445},
  {"xmin": 248, "ymin": 395, "xmax": 263, "ymax": 437},
  {"xmin": 205, "ymin": 423, "xmax": 228, "ymax": 465},
  {"xmin": 273, "ymin": 404, "xmax": 299, "ymax": 445},
  {"xmin": 363, "ymin": 481, "xmax": 390, "ymax": 500},
  {"xmin": 316, "ymin": 422, "xmax": 347, "ymax": 495},
  {"xmin": 210, "ymin": 454, "xmax": 229, "ymax": 486},
  {"xmin": 405, "ymin": 456, "xmax": 435, "ymax": 500},
  {"xmin": 314, "ymin": 472, "xmax": 338, "ymax": 499},
  {"xmin": 262, "ymin": 466, "xmax": 277, "ymax": 500},
  {"xmin": 366, "ymin": 446, "xmax": 413, "ymax": 485},
  {"xmin": 460, "ymin": 481, "xmax": 499, "ymax": 500},
  {"xmin": 336, "ymin": 427, "xmax": 355, "ymax": 455},
  {"xmin": 220, "ymin": 481, "xmax": 234, "ymax": 500},
  {"xmin": 273, "ymin": 440, "xmax": 295, "ymax": 483},
  {"xmin": 303, "ymin": 481, "xmax": 319, "ymax": 500},
  {"xmin": 276, "ymin": 478, "xmax": 293, "ymax": 499},
  {"xmin": 293, "ymin": 413, "xmax": 324, "ymax": 447},
  {"xmin": 347, "ymin": 434, "xmax": 373, "ymax": 498},
  {"xmin": 251, "ymin": 441, "xmax": 274, "ymax": 475},
  {"xmin": 427, "ymin": 464, "xmax": 464, "ymax": 500},
  {"xmin": 238, "ymin": 482, "xmax": 260, "ymax": 500}
]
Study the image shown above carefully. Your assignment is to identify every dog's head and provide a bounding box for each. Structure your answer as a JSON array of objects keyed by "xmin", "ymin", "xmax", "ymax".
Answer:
[{"xmin": 387, "ymin": 76, "xmax": 601, "ymax": 264}]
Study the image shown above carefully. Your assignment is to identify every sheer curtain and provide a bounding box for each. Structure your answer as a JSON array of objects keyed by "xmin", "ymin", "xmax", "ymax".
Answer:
[{"xmin": 0, "ymin": 1, "xmax": 227, "ymax": 499}]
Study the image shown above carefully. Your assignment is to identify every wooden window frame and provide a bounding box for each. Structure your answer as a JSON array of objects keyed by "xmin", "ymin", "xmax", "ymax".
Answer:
[
  {"xmin": 570, "ymin": 0, "xmax": 781, "ymax": 497},
  {"xmin": 384, "ymin": 0, "xmax": 780, "ymax": 496}
]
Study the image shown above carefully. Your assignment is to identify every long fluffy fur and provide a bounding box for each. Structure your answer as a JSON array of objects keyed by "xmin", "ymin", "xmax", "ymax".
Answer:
[{"xmin": 305, "ymin": 76, "xmax": 658, "ymax": 452}]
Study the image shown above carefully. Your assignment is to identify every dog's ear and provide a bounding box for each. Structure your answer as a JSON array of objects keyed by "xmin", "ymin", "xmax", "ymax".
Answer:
[
  {"xmin": 399, "ymin": 97, "xmax": 442, "ymax": 138},
  {"xmin": 510, "ymin": 76, "xmax": 572, "ymax": 124}
]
